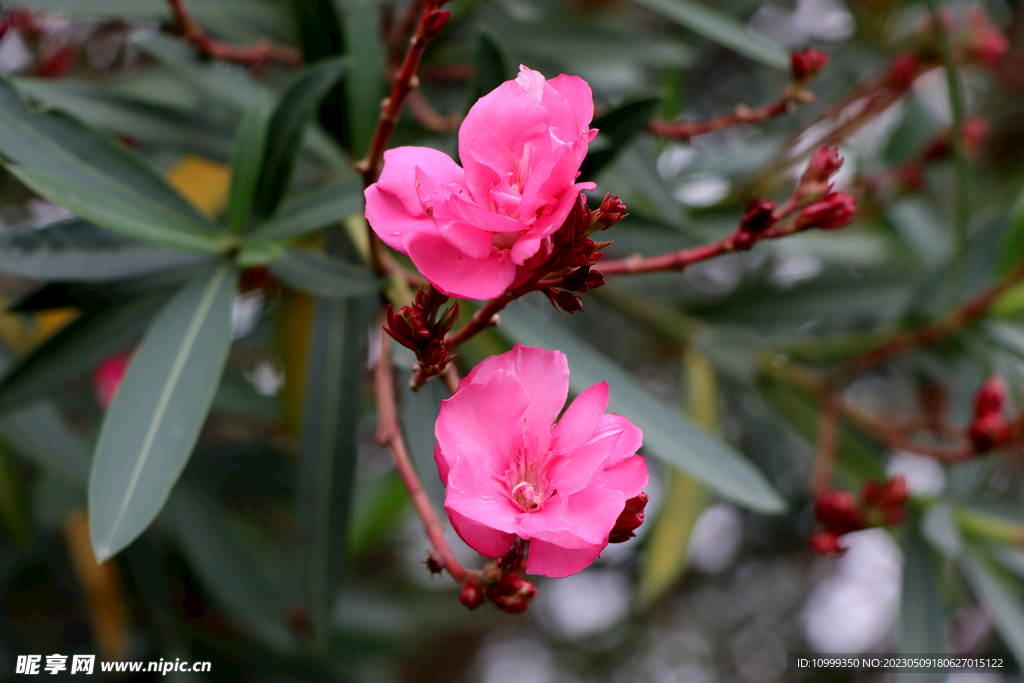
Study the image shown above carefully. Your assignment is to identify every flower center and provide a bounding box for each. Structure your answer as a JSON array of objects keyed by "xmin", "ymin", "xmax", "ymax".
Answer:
[
  {"xmin": 505, "ymin": 438, "xmax": 556, "ymax": 512},
  {"xmin": 511, "ymin": 481, "xmax": 545, "ymax": 510}
]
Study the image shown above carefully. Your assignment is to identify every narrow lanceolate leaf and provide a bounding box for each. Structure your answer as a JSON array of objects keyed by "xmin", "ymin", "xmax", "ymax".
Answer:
[
  {"xmin": 250, "ymin": 177, "xmax": 364, "ymax": 242},
  {"xmin": 398, "ymin": 360, "xmax": 448, "ymax": 509},
  {"xmin": 499, "ymin": 301, "xmax": 786, "ymax": 513},
  {"xmin": 0, "ymin": 219, "xmax": 207, "ymax": 282},
  {"xmin": 0, "ymin": 75, "xmax": 214, "ymax": 225},
  {"xmin": 579, "ymin": 96, "xmax": 661, "ymax": 182},
  {"xmin": 466, "ymin": 29, "xmax": 510, "ymax": 111},
  {"xmin": 962, "ymin": 549, "xmax": 1024, "ymax": 666},
  {"xmin": 89, "ymin": 264, "xmax": 237, "ymax": 561},
  {"xmin": 268, "ymin": 249, "xmax": 381, "ymax": 299},
  {"xmin": 0, "ymin": 294, "xmax": 168, "ymax": 415},
  {"xmin": 9, "ymin": 167, "xmax": 230, "ymax": 254},
  {"xmin": 897, "ymin": 516, "xmax": 947, "ymax": 683},
  {"xmin": 163, "ymin": 484, "xmax": 298, "ymax": 653},
  {"xmin": 298, "ymin": 295, "xmax": 370, "ymax": 652},
  {"xmin": 254, "ymin": 58, "xmax": 347, "ymax": 217},
  {"xmin": 996, "ymin": 182, "xmax": 1024, "ymax": 276},
  {"xmin": 342, "ymin": 1, "xmax": 385, "ymax": 158},
  {"xmin": 227, "ymin": 92, "xmax": 272, "ymax": 233},
  {"xmin": 629, "ymin": 0, "xmax": 789, "ymax": 70}
]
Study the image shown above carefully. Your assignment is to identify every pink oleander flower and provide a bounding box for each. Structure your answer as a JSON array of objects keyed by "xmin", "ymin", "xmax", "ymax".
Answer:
[
  {"xmin": 434, "ymin": 345, "xmax": 647, "ymax": 578},
  {"xmin": 364, "ymin": 66, "xmax": 598, "ymax": 300}
]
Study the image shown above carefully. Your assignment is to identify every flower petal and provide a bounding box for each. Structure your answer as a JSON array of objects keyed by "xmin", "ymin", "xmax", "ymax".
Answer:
[
  {"xmin": 405, "ymin": 230, "xmax": 516, "ymax": 300},
  {"xmin": 519, "ymin": 484, "xmax": 625, "ymax": 546},
  {"xmin": 461, "ymin": 344, "xmax": 569, "ymax": 431},
  {"xmin": 447, "ymin": 507, "xmax": 517, "ymax": 558},
  {"xmin": 376, "ymin": 146, "xmax": 466, "ymax": 217},
  {"xmin": 525, "ymin": 538, "xmax": 606, "ymax": 578},
  {"xmin": 364, "ymin": 185, "xmax": 434, "ymax": 253},
  {"xmin": 551, "ymin": 382, "xmax": 608, "ymax": 452}
]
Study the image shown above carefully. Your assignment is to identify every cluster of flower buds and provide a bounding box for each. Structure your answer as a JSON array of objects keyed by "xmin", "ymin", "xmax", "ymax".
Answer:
[
  {"xmin": 384, "ymin": 286, "xmax": 459, "ymax": 376},
  {"xmin": 923, "ymin": 117, "xmax": 990, "ymax": 160},
  {"xmin": 541, "ymin": 194, "xmax": 624, "ymax": 314},
  {"xmin": 790, "ymin": 147, "xmax": 857, "ymax": 232},
  {"xmin": 790, "ymin": 47, "xmax": 829, "ymax": 83},
  {"xmin": 458, "ymin": 540, "xmax": 538, "ymax": 613},
  {"xmin": 809, "ymin": 476, "xmax": 908, "ymax": 556},
  {"xmin": 609, "ymin": 492, "xmax": 648, "ymax": 543},
  {"xmin": 968, "ymin": 376, "xmax": 1012, "ymax": 452},
  {"xmin": 731, "ymin": 198, "xmax": 777, "ymax": 251}
]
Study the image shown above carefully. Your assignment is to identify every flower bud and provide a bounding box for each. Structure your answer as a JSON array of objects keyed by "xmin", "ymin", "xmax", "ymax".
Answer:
[
  {"xmin": 93, "ymin": 352, "xmax": 131, "ymax": 410},
  {"xmin": 794, "ymin": 192, "xmax": 857, "ymax": 231},
  {"xmin": 591, "ymin": 194, "xmax": 628, "ymax": 233},
  {"xmin": 546, "ymin": 289, "xmax": 584, "ymax": 314},
  {"xmin": 459, "ymin": 581, "xmax": 486, "ymax": 610},
  {"xmin": 887, "ymin": 53, "xmax": 920, "ymax": 90},
  {"xmin": 966, "ymin": 7, "xmax": 1008, "ymax": 68},
  {"xmin": 974, "ymin": 376, "xmax": 1006, "ymax": 418},
  {"xmin": 790, "ymin": 48, "xmax": 829, "ymax": 82},
  {"xmin": 809, "ymin": 530, "xmax": 844, "ymax": 556},
  {"xmin": 426, "ymin": 552, "xmax": 445, "ymax": 575},
  {"xmin": 487, "ymin": 574, "xmax": 537, "ymax": 614},
  {"xmin": 739, "ymin": 198, "xmax": 777, "ymax": 235},
  {"xmin": 814, "ymin": 490, "xmax": 865, "ymax": 535},
  {"xmin": 439, "ymin": 301, "xmax": 460, "ymax": 333},
  {"xmin": 609, "ymin": 492, "xmax": 648, "ymax": 543},
  {"xmin": 968, "ymin": 412, "xmax": 1010, "ymax": 452}
]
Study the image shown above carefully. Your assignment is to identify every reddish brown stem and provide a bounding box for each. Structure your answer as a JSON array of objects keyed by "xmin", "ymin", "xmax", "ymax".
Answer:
[
  {"xmin": 812, "ymin": 391, "xmax": 839, "ymax": 496},
  {"xmin": 168, "ymin": 0, "xmax": 302, "ymax": 67},
  {"xmin": 837, "ymin": 258, "xmax": 1024, "ymax": 379},
  {"xmin": 649, "ymin": 95, "xmax": 803, "ymax": 142},
  {"xmin": 601, "ymin": 241, "xmax": 732, "ymax": 276},
  {"xmin": 375, "ymin": 329, "xmax": 467, "ymax": 584}
]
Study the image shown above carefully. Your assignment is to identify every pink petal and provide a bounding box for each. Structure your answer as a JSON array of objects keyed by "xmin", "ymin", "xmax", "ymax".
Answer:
[
  {"xmin": 551, "ymin": 382, "xmax": 608, "ymax": 452},
  {"xmin": 515, "ymin": 65, "xmax": 547, "ymax": 101},
  {"xmin": 434, "ymin": 442, "xmax": 449, "ymax": 486},
  {"xmin": 525, "ymin": 538, "xmax": 606, "ymax": 578},
  {"xmin": 461, "ymin": 345, "xmax": 569, "ymax": 430},
  {"xmin": 363, "ymin": 185, "xmax": 434, "ymax": 253},
  {"xmin": 546, "ymin": 429, "xmax": 619, "ymax": 498},
  {"xmin": 596, "ymin": 454, "xmax": 648, "ymax": 500},
  {"xmin": 404, "ymin": 230, "xmax": 516, "ymax": 300},
  {"xmin": 375, "ymin": 146, "xmax": 466, "ymax": 218},
  {"xmin": 594, "ymin": 413, "xmax": 643, "ymax": 467},
  {"xmin": 546, "ymin": 74, "xmax": 595, "ymax": 138},
  {"xmin": 447, "ymin": 508, "xmax": 517, "ymax": 558},
  {"xmin": 519, "ymin": 484, "xmax": 626, "ymax": 546}
]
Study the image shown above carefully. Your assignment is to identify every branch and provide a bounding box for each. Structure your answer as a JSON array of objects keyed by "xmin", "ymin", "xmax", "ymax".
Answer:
[
  {"xmin": 374, "ymin": 328, "xmax": 467, "ymax": 584},
  {"xmin": 812, "ymin": 391, "xmax": 840, "ymax": 496},
  {"xmin": 649, "ymin": 92, "xmax": 808, "ymax": 142},
  {"xmin": 168, "ymin": 0, "xmax": 302, "ymax": 68}
]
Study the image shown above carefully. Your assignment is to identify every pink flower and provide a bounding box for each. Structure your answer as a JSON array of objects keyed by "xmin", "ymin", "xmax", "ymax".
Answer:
[
  {"xmin": 92, "ymin": 351, "xmax": 131, "ymax": 410},
  {"xmin": 364, "ymin": 66, "xmax": 598, "ymax": 300},
  {"xmin": 434, "ymin": 345, "xmax": 647, "ymax": 577}
]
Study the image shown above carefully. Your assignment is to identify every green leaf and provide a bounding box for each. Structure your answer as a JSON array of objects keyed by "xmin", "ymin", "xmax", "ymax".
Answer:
[
  {"xmin": 580, "ymin": 96, "xmax": 661, "ymax": 182},
  {"xmin": 268, "ymin": 249, "xmax": 381, "ymax": 299},
  {"xmin": 628, "ymin": 0, "xmax": 789, "ymax": 70},
  {"xmin": 897, "ymin": 516, "xmax": 947, "ymax": 683},
  {"xmin": 1, "ymin": 404, "xmax": 92, "ymax": 484},
  {"xmin": 15, "ymin": 78, "xmax": 235, "ymax": 162},
  {"xmin": 8, "ymin": 167, "xmax": 230, "ymax": 254},
  {"xmin": 250, "ymin": 177, "xmax": 364, "ymax": 241},
  {"xmin": 88, "ymin": 264, "xmax": 237, "ymax": 561},
  {"xmin": 996, "ymin": 183, "xmax": 1024, "ymax": 276},
  {"xmin": 0, "ymin": 219, "xmax": 208, "ymax": 282},
  {"xmin": 962, "ymin": 549, "xmax": 1024, "ymax": 665},
  {"xmin": 162, "ymin": 483, "xmax": 298, "ymax": 653},
  {"xmin": 0, "ymin": 75, "xmax": 213, "ymax": 224},
  {"xmin": 342, "ymin": 0, "xmax": 386, "ymax": 158},
  {"xmin": 0, "ymin": 294, "xmax": 167, "ymax": 415},
  {"xmin": 466, "ymin": 29, "xmax": 510, "ymax": 111},
  {"xmin": 499, "ymin": 301, "xmax": 786, "ymax": 513},
  {"xmin": 298, "ymin": 295, "xmax": 372, "ymax": 652},
  {"xmin": 254, "ymin": 58, "xmax": 347, "ymax": 217},
  {"xmin": 397, "ymin": 358, "xmax": 447, "ymax": 509},
  {"xmin": 292, "ymin": 0, "xmax": 346, "ymax": 62},
  {"xmin": 228, "ymin": 92, "xmax": 272, "ymax": 233},
  {"xmin": 236, "ymin": 240, "xmax": 285, "ymax": 268}
]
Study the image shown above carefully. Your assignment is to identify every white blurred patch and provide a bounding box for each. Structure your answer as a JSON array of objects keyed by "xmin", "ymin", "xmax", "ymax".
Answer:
[
  {"xmin": 0, "ymin": 30, "xmax": 33, "ymax": 73},
  {"xmin": 888, "ymin": 451, "xmax": 946, "ymax": 497},
  {"xmin": 673, "ymin": 174, "xmax": 730, "ymax": 208},
  {"xmin": 770, "ymin": 243, "xmax": 824, "ymax": 286},
  {"xmin": 657, "ymin": 144, "xmax": 698, "ymax": 180},
  {"xmin": 26, "ymin": 198, "xmax": 74, "ymax": 227},
  {"xmin": 688, "ymin": 504, "xmax": 743, "ymax": 574},
  {"xmin": 847, "ymin": 103, "xmax": 904, "ymax": 160},
  {"xmin": 244, "ymin": 359, "xmax": 284, "ymax": 397},
  {"xmin": 913, "ymin": 69, "xmax": 952, "ymax": 125},
  {"xmin": 478, "ymin": 636, "xmax": 558, "ymax": 683},
  {"xmin": 803, "ymin": 528, "xmax": 902, "ymax": 653},
  {"xmin": 947, "ymin": 674, "xmax": 1003, "ymax": 683},
  {"xmin": 231, "ymin": 290, "xmax": 264, "ymax": 340},
  {"xmin": 536, "ymin": 569, "xmax": 631, "ymax": 640},
  {"xmin": 793, "ymin": 0, "xmax": 855, "ymax": 42}
]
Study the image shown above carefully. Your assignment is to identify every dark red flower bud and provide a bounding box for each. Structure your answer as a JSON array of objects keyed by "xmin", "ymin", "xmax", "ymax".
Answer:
[
  {"xmin": 887, "ymin": 53, "xmax": 920, "ymax": 90},
  {"xmin": 426, "ymin": 552, "xmax": 445, "ymax": 575},
  {"xmin": 809, "ymin": 530, "xmax": 844, "ymax": 556},
  {"xmin": 803, "ymin": 147, "xmax": 843, "ymax": 185},
  {"xmin": 877, "ymin": 476, "xmax": 908, "ymax": 510},
  {"xmin": 739, "ymin": 198, "xmax": 777, "ymax": 235},
  {"xmin": 420, "ymin": 9, "xmax": 450, "ymax": 41},
  {"xmin": 966, "ymin": 7, "xmax": 1008, "ymax": 68},
  {"xmin": 790, "ymin": 48, "xmax": 829, "ymax": 81},
  {"xmin": 961, "ymin": 117, "xmax": 990, "ymax": 157},
  {"xmin": 459, "ymin": 582, "xmax": 486, "ymax": 610},
  {"xmin": 439, "ymin": 301, "xmax": 460, "ymax": 333},
  {"xmin": 35, "ymin": 43, "xmax": 77, "ymax": 79},
  {"xmin": 883, "ymin": 506, "xmax": 905, "ymax": 526},
  {"xmin": 546, "ymin": 289, "xmax": 584, "ymax": 314},
  {"xmin": 974, "ymin": 376, "xmax": 1006, "ymax": 418},
  {"xmin": 487, "ymin": 574, "xmax": 537, "ymax": 614},
  {"xmin": 861, "ymin": 479, "xmax": 884, "ymax": 506},
  {"xmin": 609, "ymin": 492, "xmax": 648, "ymax": 543},
  {"xmin": 415, "ymin": 285, "xmax": 450, "ymax": 312},
  {"xmin": 814, "ymin": 490, "xmax": 865, "ymax": 535},
  {"xmin": 968, "ymin": 412, "xmax": 1011, "ymax": 452},
  {"xmin": 795, "ymin": 192, "xmax": 857, "ymax": 231},
  {"xmin": 591, "ymin": 194, "xmax": 627, "ymax": 233}
]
